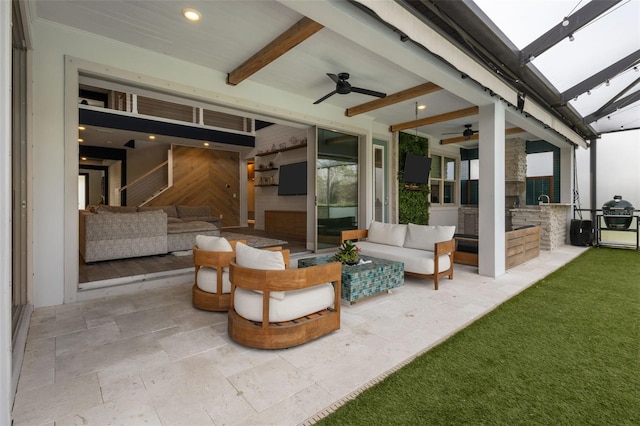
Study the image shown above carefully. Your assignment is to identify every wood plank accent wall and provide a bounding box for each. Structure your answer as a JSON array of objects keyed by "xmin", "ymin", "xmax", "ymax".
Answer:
[
  {"xmin": 147, "ymin": 145, "xmax": 240, "ymax": 227},
  {"xmin": 265, "ymin": 210, "xmax": 306, "ymax": 240}
]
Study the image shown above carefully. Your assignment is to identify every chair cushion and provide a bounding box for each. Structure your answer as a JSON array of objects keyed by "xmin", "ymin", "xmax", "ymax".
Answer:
[
  {"xmin": 234, "ymin": 283, "xmax": 335, "ymax": 322},
  {"xmin": 196, "ymin": 235, "xmax": 232, "ymax": 252},
  {"xmin": 404, "ymin": 224, "xmax": 456, "ymax": 252},
  {"xmin": 196, "ymin": 267, "xmax": 230, "ymax": 294},
  {"xmin": 367, "ymin": 221, "xmax": 407, "ymax": 247},
  {"xmin": 235, "ymin": 242, "xmax": 285, "ymax": 300}
]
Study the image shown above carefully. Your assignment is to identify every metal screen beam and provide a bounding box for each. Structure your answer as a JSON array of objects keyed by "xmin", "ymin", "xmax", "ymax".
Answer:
[{"xmin": 520, "ymin": 0, "xmax": 622, "ymax": 64}]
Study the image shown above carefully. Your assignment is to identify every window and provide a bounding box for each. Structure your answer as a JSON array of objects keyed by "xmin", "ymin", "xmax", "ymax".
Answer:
[
  {"xmin": 460, "ymin": 158, "xmax": 479, "ymax": 205},
  {"xmin": 525, "ymin": 142, "xmax": 559, "ymax": 205},
  {"xmin": 430, "ymin": 154, "xmax": 457, "ymax": 205}
]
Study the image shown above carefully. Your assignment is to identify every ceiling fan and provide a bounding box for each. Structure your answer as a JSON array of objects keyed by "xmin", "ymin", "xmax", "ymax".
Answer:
[
  {"xmin": 313, "ymin": 73, "xmax": 386, "ymax": 105},
  {"xmin": 442, "ymin": 124, "xmax": 478, "ymax": 140}
]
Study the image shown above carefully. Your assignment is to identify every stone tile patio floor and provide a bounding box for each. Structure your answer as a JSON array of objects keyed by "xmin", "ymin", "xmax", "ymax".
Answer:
[{"xmin": 13, "ymin": 245, "xmax": 587, "ymax": 425}]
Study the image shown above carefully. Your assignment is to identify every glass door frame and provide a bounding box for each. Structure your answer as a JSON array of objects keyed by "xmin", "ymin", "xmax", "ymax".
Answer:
[
  {"xmin": 373, "ymin": 139, "xmax": 389, "ymax": 223},
  {"xmin": 314, "ymin": 127, "xmax": 361, "ymax": 252}
]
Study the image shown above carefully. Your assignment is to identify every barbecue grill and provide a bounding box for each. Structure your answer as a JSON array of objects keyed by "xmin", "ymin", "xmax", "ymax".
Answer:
[{"xmin": 602, "ymin": 195, "xmax": 635, "ymax": 230}]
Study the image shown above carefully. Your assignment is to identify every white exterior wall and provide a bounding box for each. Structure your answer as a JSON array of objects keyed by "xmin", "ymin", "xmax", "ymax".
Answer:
[{"xmin": 30, "ymin": 20, "xmax": 374, "ymax": 307}]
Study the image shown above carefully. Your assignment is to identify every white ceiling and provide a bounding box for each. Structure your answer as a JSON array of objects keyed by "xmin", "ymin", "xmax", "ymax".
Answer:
[{"xmin": 32, "ymin": 0, "xmax": 568, "ymax": 149}]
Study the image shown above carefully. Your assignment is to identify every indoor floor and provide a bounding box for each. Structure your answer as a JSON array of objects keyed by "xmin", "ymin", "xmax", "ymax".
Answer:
[{"xmin": 15, "ymin": 245, "xmax": 587, "ymax": 425}]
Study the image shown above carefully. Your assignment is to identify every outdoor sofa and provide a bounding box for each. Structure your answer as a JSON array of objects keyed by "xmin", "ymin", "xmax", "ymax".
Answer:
[{"xmin": 341, "ymin": 221, "xmax": 456, "ymax": 290}]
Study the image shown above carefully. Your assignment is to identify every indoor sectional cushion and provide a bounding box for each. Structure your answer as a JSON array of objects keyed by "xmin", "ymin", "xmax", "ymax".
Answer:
[
  {"xmin": 404, "ymin": 223, "xmax": 456, "ymax": 251},
  {"xmin": 138, "ymin": 205, "xmax": 178, "ymax": 217},
  {"xmin": 234, "ymin": 242, "xmax": 286, "ymax": 300},
  {"xmin": 177, "ymin": 205, "xmax": 212, "ymax": 218},
  {"xmin": 367, "ymin": 221, "xmax": 407, "ymax": 247}
]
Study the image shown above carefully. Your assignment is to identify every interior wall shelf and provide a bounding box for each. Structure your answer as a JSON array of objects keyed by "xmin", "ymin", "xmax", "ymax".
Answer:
[{"xmin": 255, "ymin": 143, "xmax": 307, "ymax": 157}]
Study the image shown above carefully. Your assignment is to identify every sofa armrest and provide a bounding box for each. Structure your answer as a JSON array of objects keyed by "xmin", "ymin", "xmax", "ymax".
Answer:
[
  {"xmin": 434, "ymin": 239, "xmax": 455, "ymax": 256},
  {"xmin": 341, "ymin": 229, "xmax": 368, "ymax": 243}
]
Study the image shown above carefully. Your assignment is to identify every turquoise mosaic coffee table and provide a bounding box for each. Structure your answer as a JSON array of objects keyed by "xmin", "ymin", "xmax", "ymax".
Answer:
[{"xmin": 298, "ymin": 254, "xmax": 404, "ymax": 304}]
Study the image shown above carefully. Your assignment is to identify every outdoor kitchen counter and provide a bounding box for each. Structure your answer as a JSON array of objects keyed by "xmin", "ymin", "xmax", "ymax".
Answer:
[{"xmin": 510, "ymin": 204, "xmax": 572, "ymax": 250}]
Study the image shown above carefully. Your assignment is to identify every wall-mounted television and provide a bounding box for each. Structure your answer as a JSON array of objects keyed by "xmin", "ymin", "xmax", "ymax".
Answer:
[
  {"xmin": 278, "ymin": 161, "xmax": 307, "ymax": 195},
  {"xmin": 403, "ymin": 154, "xmax": 431, "ymax": 184}
]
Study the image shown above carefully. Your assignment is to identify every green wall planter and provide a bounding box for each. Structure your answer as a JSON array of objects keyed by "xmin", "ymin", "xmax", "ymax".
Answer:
[{"xmin": 398, "ymin": 132, "xmax": 429, "ymax": 225}]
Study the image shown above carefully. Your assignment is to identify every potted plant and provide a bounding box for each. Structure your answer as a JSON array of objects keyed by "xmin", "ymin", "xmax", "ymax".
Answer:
[{"xmin": 331, "ymin": 240, "xmax": 361, "ymax": 265}]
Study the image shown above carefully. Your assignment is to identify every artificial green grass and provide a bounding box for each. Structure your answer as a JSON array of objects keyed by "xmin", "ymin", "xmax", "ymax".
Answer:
[{"xmin": 317, "ymin": 248, "xmax": 640, "ymax": 425}]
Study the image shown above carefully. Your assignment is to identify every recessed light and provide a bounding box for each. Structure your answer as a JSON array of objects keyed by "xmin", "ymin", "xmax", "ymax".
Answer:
[
  {"xmin": 78, "ymin": 126, "xmax": 86, "ymax": 131},
  {"xmin": 183, "ymin": 8, "xmax": 201, "ymax": 22},
  {"xmin": 417, "ymin": 104, "xmax": 427, "ymax": 110},
  {"xmin": 81, "ymin": 157, "xmax": 87, "ymax": 161},
  {"xmin": 203, "ymin": 142, "xmax": 210, "ymax": 147},
  {"xmin": 148, "ymin": 135, "xmax": 156, "ymax": 140},
  {"xmin": 78, "ymin": 138, "xmax": 84, "ymax": 143}
]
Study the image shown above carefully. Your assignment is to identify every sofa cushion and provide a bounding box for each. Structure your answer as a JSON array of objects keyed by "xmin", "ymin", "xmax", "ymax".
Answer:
[
  {"xmin": 95, "ymin": 205, "xmax": 138, "ymax": 214},
  {"xmin": 196, "ymin": 267, "xmax": 230, "ymax": 294},
  {"xmin": 357, "ymin": 241, "xmax": 451, "ymax": 275},
  {"xmin": 138, "ymin": 205, "xmax": 178, "ymax": 217},
  {"xmin": 196, "ymin": 235, "xmax": 232, "ymax": 252},
  {"xmin": 233, "ymin": 284, "xmax": 335, "ymax": 323},
  {"xmin": 181, "ymin": 216, "xmax": 220, "ymax": 227},
  {"xmin": 404, "ymin": 223, "xmax": 456, "ymax": 252},
  {"xmin": 167, "ymin": 221, "xmax": 217, "ymax": 234},
  {"xmin": 177, "ymin": 205, "xmax": 212, "ymax": 218},
  {"xmin": 235, "ymin": 242, "xmax": 285, "ymax": 300},
  {"xmin": 367, "ymin": 221, "xmax": 407, "ymax": 247}
]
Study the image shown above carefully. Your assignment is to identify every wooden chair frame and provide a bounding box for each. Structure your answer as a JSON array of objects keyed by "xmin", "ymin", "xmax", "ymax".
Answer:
[
  {"xmin": 228, "ymin": 250, "xmax": 342, "ymax": 349},
  {"xmin": 192, "ymin": 239, "xmax": 246, "ymax": 311},
  {"xmin": 341, "ymin": 229, "xmax": 455, "ymax": 290}
]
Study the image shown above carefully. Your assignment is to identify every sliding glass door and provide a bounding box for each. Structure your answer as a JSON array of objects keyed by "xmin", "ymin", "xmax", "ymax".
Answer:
[{"xmin": 316, "ymin": 129, "xmax": 359, "ymax": 250}]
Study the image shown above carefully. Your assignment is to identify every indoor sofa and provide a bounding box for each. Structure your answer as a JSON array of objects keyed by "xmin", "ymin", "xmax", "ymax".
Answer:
[
  {"xmin": 341, "ymin": 221, "xmax": 456, "ymax": 290},
  {"xmin": 80, "ymin": 204, "xmax": 221, "ymax": 262}
]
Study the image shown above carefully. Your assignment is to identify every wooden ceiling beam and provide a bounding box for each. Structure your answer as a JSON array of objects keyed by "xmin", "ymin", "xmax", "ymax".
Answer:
[
  {"xmin": 227, "ymin": 17, "xmax": 323, "ymax": 86},
  {"xmin": 389, "ymin": 106, "xmax": 478, "ymax": 132},
  {"xmin": 439, "ymin": 127, "xmax": 525, "ymax": 145},
  {"xmin": 346, "ymin": 82, "xmax": 442, "ymax": 117}
]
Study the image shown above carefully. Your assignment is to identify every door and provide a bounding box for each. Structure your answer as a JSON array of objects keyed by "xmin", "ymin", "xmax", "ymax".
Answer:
[
  {"xmin": 373, "ymin": 139, "xmax": 388, "ymax": 222},
  {"xmin": 316, "ymin": 128, "xmax": 359, "ymax": 250}
]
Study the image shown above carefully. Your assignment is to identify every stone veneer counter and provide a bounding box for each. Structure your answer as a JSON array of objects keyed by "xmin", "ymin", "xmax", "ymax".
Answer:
[{"xmin": 510, "ymin": 204, "xmax": 572, "ymax": 250}]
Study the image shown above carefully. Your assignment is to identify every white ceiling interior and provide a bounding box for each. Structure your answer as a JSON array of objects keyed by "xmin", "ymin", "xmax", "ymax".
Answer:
[{"xmin": 27, "ymin": 0, "xmax": 639, "ymax": 151}]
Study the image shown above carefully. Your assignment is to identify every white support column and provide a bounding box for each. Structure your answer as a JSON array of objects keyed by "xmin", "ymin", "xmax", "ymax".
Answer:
[
  {"xmin": 560, "ymin": 144, "xmax": 573, "ymax": 204},
  {"xmin": 560, "ymin": 144, "xmax": 574, "ymax": 244},
  {"xmin": 478, "ymin": 103, "xmax": 506, "ymax": 277}
]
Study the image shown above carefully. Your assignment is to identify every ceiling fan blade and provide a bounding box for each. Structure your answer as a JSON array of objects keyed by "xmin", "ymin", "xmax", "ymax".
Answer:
[
  {"xmin": 351, "ymin": 87, "xmax": 386, "ymax": 98},
  {"xmin": 442, "ymin": 131, "xmax": 463, "ymax": 135},
  {"xmin": 313, "ymin": 90, "xmax": 337, "ymax": 105},
  {"xmin": 327, "ymin": 73, "xmax": 340, "ymax": 83}
]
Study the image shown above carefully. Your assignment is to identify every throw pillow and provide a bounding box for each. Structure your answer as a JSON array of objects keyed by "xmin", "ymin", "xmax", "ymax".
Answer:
[
  {"xmin": 196, "ymin": 235, "xmax": 232, "ymax": 252},
  {"xmin": 367, "ymin": 221, "xmax": 407, "ymax": 247},
  {"xmin": 404, "ymin": 223, "xmax": 456, "ymax": 251},
  {"xmin": 235, "ymin": 242, "xmax": 285, "ymax": 300}
]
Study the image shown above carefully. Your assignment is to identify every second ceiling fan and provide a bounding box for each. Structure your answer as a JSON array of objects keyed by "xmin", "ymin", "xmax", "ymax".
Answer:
[
  {"xmin": 313, "ymin": 73, "xmax": 386, "ymax": 105},
  {"xmin": 443, "ymin": 124, "xmax": 478, "ymax": 140}
]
